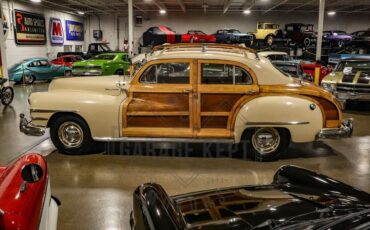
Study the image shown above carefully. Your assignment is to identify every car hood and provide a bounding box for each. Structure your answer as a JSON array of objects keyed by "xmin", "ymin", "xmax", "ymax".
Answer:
[
  {"xmin": 73, "ymin": 59, "xmax": 111, "ymax": 67},
  {"xmin": 134, "ymin": 166, "xmax": 370, "ymax": 230},
  {"xmin": 323, "ymin": 71, "xmax": 370, "ymax": 84},
  {"xmin": 48, "ymin": 75, "xmax": 131, "ymax": 96}
]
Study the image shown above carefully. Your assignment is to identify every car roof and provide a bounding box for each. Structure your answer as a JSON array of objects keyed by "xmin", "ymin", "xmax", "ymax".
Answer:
[{"xmin": 96, "ymin": 52, "xmax": 128, "ymax": 55}]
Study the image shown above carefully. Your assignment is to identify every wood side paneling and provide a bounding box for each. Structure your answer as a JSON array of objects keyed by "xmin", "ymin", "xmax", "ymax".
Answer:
[
  {"xmin": 127, "ymin": 92, "xmax": 189, "ymax": 112},
  {"xmin": 127, "ymin": 116, "xmax": 189, "ymax": 128},
  {"xmin": 201, "ymin": 94, "xmax": 245, "ymax": 112},
  {"xmin": 201, "ymin": 116, "xmax": 228, "ymax": 128}
]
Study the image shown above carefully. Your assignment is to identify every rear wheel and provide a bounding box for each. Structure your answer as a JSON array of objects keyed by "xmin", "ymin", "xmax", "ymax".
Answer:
[
  {"xmin": 65, "ymin": 70, "xmax": 72, "ymax": 77},
  {"xmin": 50, "ymin": 114, "xmax": 103, "ymax": 155},
  {"xmin": 115, "ymin": 69, "xmax": 124, "ymax": 75},
  {"xmin": 266, "ymin": 35, "xmax": 274, "ymax": 46},
  {"xmin": 22, "ymin": 74, "xmax": 35, "ymax": 84},
  {"xmin": 338, "ymin": 40, "xmax": 345, "ymax": 48},
  {"xmin": 1, "ymin": 87, "xmax": 14, "ymax": 106},
  {"xmin": 242, "ymin": 128, "xmax": 290, "ymax": 161},
  {"xmin": 303, "ymin": 37, "xmax": 311, "ymax": 47}
]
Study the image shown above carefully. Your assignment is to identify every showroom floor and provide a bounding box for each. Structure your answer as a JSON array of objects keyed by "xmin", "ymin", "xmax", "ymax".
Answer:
[{"xmin": 1, "ymin": 83, "xmax": 370, "ymax": 230}]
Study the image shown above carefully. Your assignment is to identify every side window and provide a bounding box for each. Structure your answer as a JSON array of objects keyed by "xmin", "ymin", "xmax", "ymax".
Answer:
[
  {"xmin": 140, "ymin": 63, "xmax": 190, "ymax": 84},
  {"xmin": 201, "ymin": 63, "xmax": 252, "ymax": 85},
  {"xmin": 39, "ymin": 60, "xmax": 50, "ymax": 67},
  {"xmin": 28, "ymin": 61, "xmax": 40, "ymax": 67}
]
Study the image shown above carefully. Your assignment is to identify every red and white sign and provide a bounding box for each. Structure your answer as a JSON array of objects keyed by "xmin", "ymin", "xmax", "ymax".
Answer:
[{"xmin": 50, "ymin": 17, "xmax": 64, "ymax": 45}]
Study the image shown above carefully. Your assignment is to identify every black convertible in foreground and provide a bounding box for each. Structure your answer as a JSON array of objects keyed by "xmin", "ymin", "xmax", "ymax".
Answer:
[{"xmin": 131, "ymin": 165, "xmax": 370, "ymax": 230}]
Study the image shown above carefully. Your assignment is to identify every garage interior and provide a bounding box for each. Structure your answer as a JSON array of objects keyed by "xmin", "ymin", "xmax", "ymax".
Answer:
[{"xmin": 0, "ymin": 0, "xmax": 370, "ymax": 230}]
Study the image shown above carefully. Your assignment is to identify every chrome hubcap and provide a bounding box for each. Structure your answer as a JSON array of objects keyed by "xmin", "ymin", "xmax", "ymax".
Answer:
[
  {"xmin": 267, "ymin": 36, "xmax": 273, "ymax": 45},
  {"xmin": 58, "ymin": 122, "xmax": 84, "ymax": 148},
  {"xmin": 252, "ymin": 128, "xmax": 280, "ymax": 154},
  {"xmin": 24, "ymin": 75, "xmax": 33, "ymax": 83}
]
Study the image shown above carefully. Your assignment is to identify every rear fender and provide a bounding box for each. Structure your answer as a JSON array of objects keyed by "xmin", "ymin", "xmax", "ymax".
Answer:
[{"xmin": 234, "ymin": 95, "xmax": 324, "ymax": 143}]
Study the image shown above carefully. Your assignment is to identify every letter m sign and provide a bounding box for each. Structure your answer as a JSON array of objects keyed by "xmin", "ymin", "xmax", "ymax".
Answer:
[{"xmin": 50, "ymin": 18, "xmax": 64, "ymax": 45}]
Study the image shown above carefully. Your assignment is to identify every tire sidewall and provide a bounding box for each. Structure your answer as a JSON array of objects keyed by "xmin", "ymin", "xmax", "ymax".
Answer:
[{"xmin": 50, "ymin": 115, "xmax": 96, "ymax": 155}]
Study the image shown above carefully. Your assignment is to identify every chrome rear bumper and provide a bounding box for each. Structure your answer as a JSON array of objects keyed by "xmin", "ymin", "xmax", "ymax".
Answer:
[
  {"xmin": 19, "ymin": 113, "xmax": 45, "ymax": 136},
  {"xmin": 317, "ymin": 118, "xmax": 353, "ymax": 139}
]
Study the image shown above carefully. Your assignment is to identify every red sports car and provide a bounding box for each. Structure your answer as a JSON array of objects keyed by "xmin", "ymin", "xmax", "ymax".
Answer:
[
  {"xmin": 181, "ymin": 30, "xmax": 216, "ymax": 43},
  {"xmin": 51, "ymin": 55, "xmax": 84, "ymax": 68},
  {"xmin": 301, "ymin": 62, "xmax": 332, "ymax": 83},
  {"xmin": 0, "ymin": 153, "xmax": 59, "ymax": 230}
]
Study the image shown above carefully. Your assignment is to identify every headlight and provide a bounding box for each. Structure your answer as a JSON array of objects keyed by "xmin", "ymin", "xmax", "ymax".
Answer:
[{"xmin": 321, "ymin": 82, "xmax": 337, "ymax": 93}]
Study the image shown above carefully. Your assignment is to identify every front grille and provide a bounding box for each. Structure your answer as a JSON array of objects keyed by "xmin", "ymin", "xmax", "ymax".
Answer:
[
  {"xmin": 342, "ymin": 74, "xmax": 355, "ymax": 83},
  {"xmin": 358, "ymin": 73, "xmax": 370, "ymax": 84},
  {"xmin": 337, "ymin": 83, "xmax": 370, "ymax": 94}
]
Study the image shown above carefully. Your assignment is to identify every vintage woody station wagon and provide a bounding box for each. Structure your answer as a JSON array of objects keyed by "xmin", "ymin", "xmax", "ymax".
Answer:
[{"xmin": 20, "ymin": 44, "xmax": 353, "ymax": 161}]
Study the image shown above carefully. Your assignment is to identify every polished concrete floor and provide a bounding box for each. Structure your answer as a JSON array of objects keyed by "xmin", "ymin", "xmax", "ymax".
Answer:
[{"xmin": 1, "ymin": 83, "xmax": 370, "ymax": 230}]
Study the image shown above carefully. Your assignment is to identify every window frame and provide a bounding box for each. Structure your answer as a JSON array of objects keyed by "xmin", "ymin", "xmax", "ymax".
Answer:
[
  {"xmin": 137, "ymin": 60, "xmax": 193, "ymax": 85},
  {"xmin": 198, "ymin": 59, "xmax": 256, "ymax": 86}
]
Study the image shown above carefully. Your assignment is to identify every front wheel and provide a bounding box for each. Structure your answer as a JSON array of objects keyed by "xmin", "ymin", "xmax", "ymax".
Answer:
[
  {"xmin": 115, "ymin": 69, "xmax": 124, "ymax": 75},
  {"xmin": 22, "ymin": 74, "xmax": 35, "ymax": 84},
  {"xmin": 65, "ymin": 70, "xmax": 72, "ymax": 77},
  {"xmin": 1, "ymin": 87, "xmax": 14, "ymax": 106},
  {"xmin": 242, "ymin": 128, "xmax": 290, "ymax": 161},
  {"xmin": 303, "ymin": 37, "xmax": 311, "ymax": 47},
  {"xmin": 50, "ymin": 115, "xmax": 103, "ymax": 155},
  {"xmin": 266, "ymin": 35, "xmax": 274, "ymax": 46}
]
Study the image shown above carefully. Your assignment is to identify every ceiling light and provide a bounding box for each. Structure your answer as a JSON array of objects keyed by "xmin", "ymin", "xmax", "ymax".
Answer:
[
  {"xmin": 159, "ymin": 9, "xmax": 166, "ymax": 14},
  {"xmin": 77, "ymin": 11, "xmax": 85, "ymax": 15},
  {"xmin": 327, "ymin": 11, "xmax": 336, "ymax": 16},
  {"xmin": 243, "ymin": 9, "xmax": 251, "ymax": 14},
  {"xmin": 30, "ymin": 0, "xmax": 42, "ymax": 3}
]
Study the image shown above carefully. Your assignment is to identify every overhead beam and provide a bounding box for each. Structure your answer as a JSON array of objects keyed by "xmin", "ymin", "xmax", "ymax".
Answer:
[
  {"xmin": 263, "ymin": 0, "xmax": 289, "ymax": 14},
  {"xmin": 176, "ymin": 0, "xmax": 186, "ymax": 12},
  {"xmin": 120, "ymin": 0, "xmax": 145, "ymax": 13},
  {"xmin": 223, "ymin": 0, "xmax": 233, "ymax": 14},
  {"xmin": 287, "ymin": 0, "xmax": 316, "ymax": 12},
  {"xmin": 152, "ymin": 0, "xmax": 167, "ymax": 10},
  {"xmin": 351, "ymin": 6, "xmax": 370, "ymax": 12},
  {"xmin": 243, "ymin": 0, "xmax": 256, "ymax": 10}
]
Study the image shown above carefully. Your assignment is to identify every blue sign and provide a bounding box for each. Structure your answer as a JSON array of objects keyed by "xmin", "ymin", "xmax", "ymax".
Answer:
[{"xmin": 66, "ymin": 20, "xmax": 84, "ymax": 41}]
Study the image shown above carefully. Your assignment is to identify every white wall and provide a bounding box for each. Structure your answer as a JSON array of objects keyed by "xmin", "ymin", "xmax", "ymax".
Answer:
[
  {"xmin": 86, "ymin": 11, "xmax": 370, "ymax": 54},
  {"xmin": 1, "ymin": 0, "xmax": 85, "ymax": 67}
]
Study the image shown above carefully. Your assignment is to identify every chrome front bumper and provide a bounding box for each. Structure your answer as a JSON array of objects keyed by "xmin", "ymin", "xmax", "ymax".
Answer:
[
  {"xmin": 19, "ymin": 113, "xmax": 45, "ymax": 136},
  {"xmin": 317, "ymin": 118, "xmax": 353, "ymax": 139}
]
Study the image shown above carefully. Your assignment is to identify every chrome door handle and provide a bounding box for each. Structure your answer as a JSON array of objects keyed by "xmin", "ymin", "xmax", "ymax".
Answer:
[
  {"xmin": 105, "ymin": 88, "xmax": 120, "ymax": 91},
  {"xmin": 246, "ymin": 90, "xmax": 257, "ymax": 95},
  {"xmin": 183, "ymin": 89, "xmax": 193, "ymax": 93}
]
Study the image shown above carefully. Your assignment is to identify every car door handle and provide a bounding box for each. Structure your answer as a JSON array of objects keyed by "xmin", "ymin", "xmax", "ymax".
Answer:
[
  {"xmin": 246, "ymin": 90, "xmax": 258, "ymax": 95},
  {"xmin": 183, "ymin": 89, "xmax": 193, "ymax": 93}
]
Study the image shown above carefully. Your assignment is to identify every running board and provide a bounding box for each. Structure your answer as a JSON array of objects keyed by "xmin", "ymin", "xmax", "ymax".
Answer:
[{"xmin": 93, "ymin": 137, "xmax": 235, "ymax": 144}]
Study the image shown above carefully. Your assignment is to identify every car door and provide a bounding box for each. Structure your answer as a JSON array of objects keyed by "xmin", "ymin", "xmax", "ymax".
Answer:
[
  {"xmin": 122, "ymin": 59, "xmax": 195, "ymax": 138},
  {"xmin": 195, "ymin": 60, "xmax": 259, "ymax": 139}
]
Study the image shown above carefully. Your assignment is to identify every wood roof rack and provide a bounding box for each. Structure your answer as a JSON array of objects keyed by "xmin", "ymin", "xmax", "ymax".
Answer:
[{"xmin": 152, "ymin": 43, "xmax": 256, "ymax": 54}]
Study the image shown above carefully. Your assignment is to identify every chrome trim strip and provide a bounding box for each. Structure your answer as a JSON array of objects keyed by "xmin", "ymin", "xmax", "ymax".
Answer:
[
  {"xmin": 30, "ymin": 109, "xmax": 80, "ymax": 113},
  {"xmin": 246, "ymin": 121, "xmax": 310, "ymax": 126},
  {"xmin": 93, "ymin": 137, "xmax": 235, "ymax": 143},
  {"xmin": 31, "ymin": 117, "xmax": 49, "ymax": 121}
]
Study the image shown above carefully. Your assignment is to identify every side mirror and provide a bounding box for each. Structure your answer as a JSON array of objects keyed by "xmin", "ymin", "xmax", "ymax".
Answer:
[{"xmin": 21, "ymin": 163, "xmax": 43, "ymax": 183}]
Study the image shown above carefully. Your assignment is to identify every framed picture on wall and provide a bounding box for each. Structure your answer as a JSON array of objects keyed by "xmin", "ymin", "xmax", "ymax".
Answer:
[
  {"xmin": 135, "ymin": 15, "xmax": 143, "ymax": 27},
  {"xmin": 14, "ymin": 10, "xmax": 46, "ymax": 45}
]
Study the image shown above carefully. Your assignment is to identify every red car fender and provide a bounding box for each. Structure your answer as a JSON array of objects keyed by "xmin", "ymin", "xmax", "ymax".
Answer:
[
  {"xmin": 159, "ymin": 26, "xmax": 175, "ymax": 43},
  {"xmin": 0, "ymin": 154, "xmax": 48, "ymax": 230}
]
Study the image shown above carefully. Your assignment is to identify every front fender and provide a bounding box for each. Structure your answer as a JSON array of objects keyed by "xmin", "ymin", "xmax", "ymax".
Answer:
[
  {"xmin": 234, "ymin": 96, "xmax": 324, "ymax": 143},
  {"xmin": 29, "ymin": 91, "xmax": 125, "ymax": 138}
]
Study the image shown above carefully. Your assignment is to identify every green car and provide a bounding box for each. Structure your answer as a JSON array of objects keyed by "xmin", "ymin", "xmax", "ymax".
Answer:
[{"xmin": 72, "ymin": 53, "xmax": 130, "ymax": 76}]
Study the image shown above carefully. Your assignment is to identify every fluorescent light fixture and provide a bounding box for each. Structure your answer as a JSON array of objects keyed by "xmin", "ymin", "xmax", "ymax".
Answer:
[
  {"xmin": 30, "ymin": 0, "xmax": 42, "ymax": 3},
  {"xmin": 243, "ymin": 9, "xmax": 251, "ymax": 14},
  {"xmin": 77, "ymin": 11, "xmax": 85, "ymax": 15},
  {"xmin": 327, "ymin": 11, "xmax": 336, "ymax": 16},
  {"xmin": 159, "ymin": 9, "xmax": 166, "ymax": 14}
]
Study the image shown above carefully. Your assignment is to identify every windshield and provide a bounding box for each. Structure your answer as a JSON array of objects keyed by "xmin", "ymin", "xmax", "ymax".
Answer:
[
  {"xmin": 229, "ymin": 29, "xmax": 241, "ymax": 34},
  {"xmin": 336, "ymin": 60, "xmax": 370, "ymax": 73},
  {"xmin": 302, "ymin": 25, "xmax": 314, "ymax": 32},
  {"xmin": 333, "ymin": 31, "xmax": 347, "ymax": 35},
  {"xmin": 91, "ymin": 54, "xmax": 116, "ymax": 60},
  {"xmin": 274, "ymin": 64, "xmax": 299, "ymax": 76}
]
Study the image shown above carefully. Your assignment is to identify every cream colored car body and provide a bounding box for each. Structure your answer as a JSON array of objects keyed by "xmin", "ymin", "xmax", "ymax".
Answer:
[{"xmin": 28, "ymin": 47, "xmax": 337, "ymax": 144}]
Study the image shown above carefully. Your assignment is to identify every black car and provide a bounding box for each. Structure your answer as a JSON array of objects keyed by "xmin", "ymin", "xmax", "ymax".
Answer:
[
  {"xmin": 351, "ymin": 30, "xmax": 370, "ymax": 48},
  {"xmin": 277, "ymin": 23, "xmax": 317, "ymax": 47},
  {"xmin": 131, "ymin": 165, "xmax": 370, "ymax": 230},
  {"xmin": 213, "ymin": 29, "xmax": 254, "ymax": 46},
  {"xmin": 142, "ymin": 26, "xmax": 182, "ymax": 46}
]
